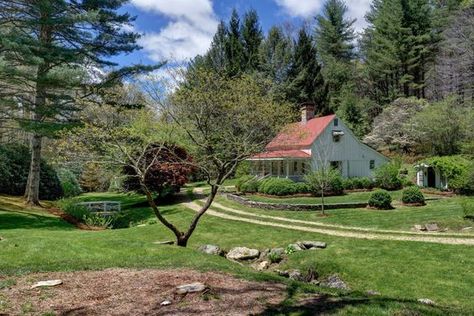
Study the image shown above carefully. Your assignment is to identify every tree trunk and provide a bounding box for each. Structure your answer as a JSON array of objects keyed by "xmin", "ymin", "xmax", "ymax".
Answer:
[
  {"xmin": 321, "ymin": 189, "xmax": 325, "ymax": 216},
  {"xmin": 25, "ymin": 134, "xmax": 43, "ymax": 205},
  {"xmin": 177, "ymin": 236, "xmax": 189, "ymax": 247}
]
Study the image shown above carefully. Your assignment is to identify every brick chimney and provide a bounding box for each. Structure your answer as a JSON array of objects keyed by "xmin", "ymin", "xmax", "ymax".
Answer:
[{"xmin": 300, "ymin": 102, "xmax": 315, "ymax": 124}]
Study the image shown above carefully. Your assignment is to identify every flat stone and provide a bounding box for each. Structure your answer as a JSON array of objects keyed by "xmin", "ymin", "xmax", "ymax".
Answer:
[
  {"xmin": 321, "ymin": 275, "xmax": 350, "ymax": 290},
  {"xmin": 153, "ymin": 240, "xmax": 174, "ymax": 245},
  {"xmin": 198, "ymin": 244, "xmax": 221, "ymax": 255},
  {"xmin": 270, "ymin": 248, "xmax": 285, "ymax": 256},
  {"xmin": 31, "ymin": 280, "xmax": 63, "ymax": 289},
  {"xmin": 418, "ymin": 298, "xmax": 435, "ymax": 305},
  {"xmin": 160, "ymin": 300, "xmax": 172, "ymax": 306},
  {"xmin": 425, "ymin": 223, "xmax": 439, "ymax": 232},
  {"xmin": 251, "ymin": 261, "xmax": 270, "ymax": 271},
  {"xmin": 413, "ymin": 225, "xmax": 425, "ymax": 231},
  {"xmin": 462, "ymin": 227, "xmax": 472, "ymax": 231},
  {"xmin": 287, "ymin": 243, "xmax": 304, "ymax": 252},
  {"xmin": 366, "ymin": 290, "xmax": 381, "ymax": 296},
  {"xmin": 175, "ymin": 282, "xmax": 207, "ymax": 294},
  {"xmin": 300, "ymin": 241, "xmax": 327, "ymax": 249},
  {"xmin": 226, "ymin": 247, "xmax": 260, "ymax": 260},
  {"xmin": 136, "ymin": 224, "xmax": 147, "ymax": 227}
]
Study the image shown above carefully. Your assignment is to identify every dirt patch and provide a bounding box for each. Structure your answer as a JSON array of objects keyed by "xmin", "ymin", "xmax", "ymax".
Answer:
[{"xmin": 0, "ymin": 268, "xmax": 286, "ymax": 315}]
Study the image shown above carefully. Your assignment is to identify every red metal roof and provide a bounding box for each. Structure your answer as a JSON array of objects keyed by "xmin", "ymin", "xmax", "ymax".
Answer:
[
  {"xmin": 265, "ymin": 114, "xmax": 335, "ymax": 151},
  {"xmin": 251, "ymin": 150, "xmax": 311, "ymax": 159}
]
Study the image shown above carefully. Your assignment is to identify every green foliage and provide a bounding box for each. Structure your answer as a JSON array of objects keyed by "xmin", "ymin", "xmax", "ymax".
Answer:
[
  {"xmin": 59, "ymin": 199, "xmax": 89, "ymax": 221},
  {"xmin": 343, "ymin": 177, "xmax": 374, "ymax": 190},
  {"xmin": 235, "ymin": 161, "xmax": 251, "ymax": 178},
  {"xmin": 0, "ymin": 143, "xmax": 62, "ymax": 200},
  {"xmin": 374, "ymin": 162, "xmax": 402, "ymax": 190},
  {"xmin": 82, "ymin": 213, "xmax": 116, "ymax": 229},
  {"xmin": 368, "ymin": 190, "xmax": 393, "ymax": 209},
  {"xmin": 402, "ymin": 187, "xmax": 425, "ymax": 204},
  {"xmin": 305, "ymin": 168, "xmax": 344, "ymax": 196},
  {"xmin": 236, "ymin": 175, "xmax": 254, "ymax": 192},
  {"xmin": 285, "ymin": 244, "xmax": 296, "ymax": 255},
  {"xmin": 422, "ymin": 156, "xmax": 474, "ymax": 193},
  {"xmin": 239, "ymin": 177, "xmax": 260, "ymax": 194},
  {"xmin": 258, "ymin": 177, "xmax": 297, "ymax": 196},
  {"xmin": 79, "ymin": 162, "xmax": 111, "ymax": 193},
  {"xmin": 293, "ymin": 182, "xmax": 310, "ymax": 194},
  {"xmin": 460, "ymin": 199, "xmax": 474, "ymax": 220},
  {"xmin": 57, "ymin": 169, "xmax": 82, "ymax": 198},
  {"xmin": 268, "ymin": 251, "xmax": 283, "ymax": 263}
]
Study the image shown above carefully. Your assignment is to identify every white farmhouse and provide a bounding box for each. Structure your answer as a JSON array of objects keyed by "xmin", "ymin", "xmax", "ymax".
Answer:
[{"xmin": 248, "ymin": 103, "xmax": 389, "ymax": 181}]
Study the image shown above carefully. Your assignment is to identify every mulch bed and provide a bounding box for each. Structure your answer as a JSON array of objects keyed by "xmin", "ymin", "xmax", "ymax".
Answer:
[
  {"xmin": 46, "ymin": 207, "xmax": 105, "ymax": 231},
  {"xmin": 0, "ymin": 268, "xmax": 286, "ymax": 316}
]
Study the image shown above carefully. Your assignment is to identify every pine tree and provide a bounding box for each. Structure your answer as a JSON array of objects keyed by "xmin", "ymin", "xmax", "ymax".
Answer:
[
  {"xmin": 286, "ymin": 28, "xmax": 327, "ymax": 114},
  {"xmin": 314, "ymin": 0, "xmax": 356, "ymax": 112},
  {"xmin": 259, "ymin": 26, "xmax": 293, "ymax": 100},
  {"xmin": 241, "ymin": 9, "xmax": 263, "ymax": 72},
  {"xmin": 0, "ymin": 0, "xmax": 153, "ymax": 205},
  {"xmin": 205, "ymin": 21, "xmax": 228, "ymax": 73},
  {"xmin": 224, "ymin": 9, "xmax": 245, "ymax": 77}
]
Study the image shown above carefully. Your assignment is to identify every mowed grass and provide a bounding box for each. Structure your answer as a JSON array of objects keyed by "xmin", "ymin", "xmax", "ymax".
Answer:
[
  {"xmin": 220, "ymin": 194, "xmax": 474, "ymax": 232},
  {"xmin": 1, "ymin": 193, "xmax": 474, "ymax": 315}
]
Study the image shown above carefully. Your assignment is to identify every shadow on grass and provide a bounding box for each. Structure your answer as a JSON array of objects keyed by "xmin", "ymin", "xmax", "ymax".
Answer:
[{"xmin": 0, "ymin": 211, "xmax": 73, "ymax": 230}]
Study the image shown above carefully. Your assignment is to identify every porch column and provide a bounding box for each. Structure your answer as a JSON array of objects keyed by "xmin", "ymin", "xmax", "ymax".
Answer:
[{"xmin": 286, "ymin": 160, "xmax": 290, "ymax": 178}]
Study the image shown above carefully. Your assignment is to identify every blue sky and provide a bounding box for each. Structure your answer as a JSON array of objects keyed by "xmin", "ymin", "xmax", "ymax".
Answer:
[{"xmin": 114, "ymin": 0, "xmax": 372, "ymax": 67}]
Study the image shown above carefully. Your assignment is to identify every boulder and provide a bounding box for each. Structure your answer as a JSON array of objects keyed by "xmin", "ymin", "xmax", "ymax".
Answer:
[
  {"xmin": 251, "ymin": 261, "xmax": 270, "ymax": 271},
  {"xmin": 462, "ymin": 227, "xmax": 473, "ymax": 231},
  {"xmin": 31, "ymin": 280, "xmax": 63, "ymax": 289},
  {"xmin": 270, "ymin": 248, "xmax": 285, "ymax": 257},
  {"xmin": 418, "ymin": 298, "xmax": 435, "ymax": 305},
  {"xmin": 226, "ymin": 247, "xmax": 260, "ymax": 260},
  {"xmin": 366, "ymin": 290, "xmax": 381, "ymax": 296},
  {"xmin": 276, "ymin": 270, "xmax": 289, "ymax": 277},
  {"xmin": 198, "ymin": 244, "xmax": 222, "ymax": 256},
  {"xmin": 413, "ymin": 225, "xmax": 425, "ymax": 231},
  {"xmin": 300, "ymin": 241, "xmax": 327, "ymax": 249},
  {"xmin": 321, "ymin": 275, "xmax": 350, "ymax": 290},
  {"xmin": 160, "ymin": 300, "xmax": 171, "ymax": 306},
  {"xmin": 175, "ymin": 282, "xmax": 207, "ymax": 294},
  {"xmin": 288, "ymin": 269, "xmax": 304, "ymax": 281},
  {"xmin": 425, "ymin": 223, "xmax": 439, "ymax": 232}
]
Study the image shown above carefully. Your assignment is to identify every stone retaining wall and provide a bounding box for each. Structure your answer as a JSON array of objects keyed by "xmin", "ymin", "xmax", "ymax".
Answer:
[{"xmin": 226, "ymin": 194, "xmax": 368, "ymax": 211}]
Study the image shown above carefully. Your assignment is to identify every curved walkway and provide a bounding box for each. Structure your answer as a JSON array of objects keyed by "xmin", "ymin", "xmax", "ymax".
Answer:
[{"xmin": 185, "ymin": 189, "xmax": 474, "ymax": 246}]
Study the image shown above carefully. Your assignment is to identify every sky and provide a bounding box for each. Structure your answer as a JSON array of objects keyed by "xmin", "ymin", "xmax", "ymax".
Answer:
[{"xmin": 113, "ymin": 0, "xmax": 372, "ymax": 67}]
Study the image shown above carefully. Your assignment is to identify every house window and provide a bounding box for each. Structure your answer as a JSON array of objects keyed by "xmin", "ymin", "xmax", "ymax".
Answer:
[
  {"xmin": 332, "ymin": 130, "xmax": 344, "ymax": 142},
  {"xmin": 301, "ymin": 162, "xmax": 307, "ymax": 174},
  {"xmin": 334, "ymin": 118, "xmax": 339, "ymax": 126},
  {"xmin": 330, "ymin": 161, "xmax": 342, "ymax": 172},
  {"xmin": 370, "ymin": 160, "xmax": 375, "ymax": 170}
]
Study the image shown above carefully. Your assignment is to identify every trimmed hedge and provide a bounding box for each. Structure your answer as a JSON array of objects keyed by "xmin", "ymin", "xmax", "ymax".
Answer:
[
  {"xmin": 342, "ymin": 177, "xmax": 374, "ymax": 190},
  {"xmin": 368, "ymin": 190, "xmax": 392, "ymax": 209},
  {"xmin": 258, "ymin": 178, "xmax": 297, "ymax": 196},
  {"xmin": 402, "ymin": 186, "xmax": 425, "ymax": 204}
]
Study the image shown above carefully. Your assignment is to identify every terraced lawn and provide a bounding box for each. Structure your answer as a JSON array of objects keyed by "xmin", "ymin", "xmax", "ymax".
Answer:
[{"xmin": 1, "ymin": 193, "xmax": 474, "ymax": 315}]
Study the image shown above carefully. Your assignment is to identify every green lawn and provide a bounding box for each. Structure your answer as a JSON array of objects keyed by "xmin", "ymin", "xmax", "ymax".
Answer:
[
  {"xmin": 1, "ymin": 193, "xmax": 474, "ymax": 315},
  {"xmin": 216, "ymin": 195, "xmax": 474, "ymax": 233}
]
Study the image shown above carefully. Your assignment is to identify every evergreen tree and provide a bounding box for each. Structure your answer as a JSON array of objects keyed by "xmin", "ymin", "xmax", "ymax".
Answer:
[
  {"xmin": 241, "ymin": 9, "xmax": 263, "ymax": 72},
  {"xmin": 0, "ymin": 0, "xmax": 153, "ymax": 205},
  {"xmin": 286, "ymin": 28, "xmax": 327, "ymax": 114},
  {"xmin": 314, "ymin": 0, "xmax": 356, "ymax": 112},
  {"xmin": 224, "ymin": 9, "xmax": 245, "ymax": 77},
  {"xmin": 205, "ymin": 21, "xmax": 228, "ymax": 73},
  {"xmin": 259, "ymin": 26, "xmax": 293, "ymax": 99}
]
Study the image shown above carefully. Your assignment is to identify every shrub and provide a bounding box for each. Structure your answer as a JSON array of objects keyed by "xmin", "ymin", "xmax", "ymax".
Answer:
[
  {"xmin": 0, "ymin": 143, "xmax": 63, "ymax": 200},
  {"xmin": 240, "ymin": 178, "xmax": 259, "ymax": 193},
  {"xmin": 305, "ymin": 168, "xmax": 344, "ymax": 196},
  {"xmin": 236, "ymin": 175, "xmax": 254, "ymax": 192},
  {"xmin": 368, "ymin": 190, "xmax": 393, "ymax": 209},
  {"xmin": 59, "ymin": 199, "xmax": 89, "ymax": 220},
  {"xmin": 360, "ymin": 177, "xmax": 374, "ymax": 189},
  {"xmin": 235, "ymin": 161, "xmax": 250, "ymax": 178},
  {"xmin": 461, "ymin": 200, "xmax": 474, "ymax": 220},
  {"xmin": 293, "ymin": 182, "xmax": 310, "ymax": 194},
  {"xmin": 374, "ymin": 162, "xmax": 402, "ymax": 190},
  {"xmin": 258, "ymin": 177, "xmax": 296, "ymax": 196},
  {"xmin": 402, "ymin": 186, "xmax": 425, "ymax": 204},
  {"xmin": 82, "ymin": 213, "xmax": 116, "ymax": 229},
  {"xmin": 402, "ymin": 177, "xmax": 415, "ymax": 187},
  {"xmin": 342, "ymin": 178, "xmax": 354, "ymax": 190},
  {"xmin": 268, "ymin": 251, "xmax": 283, "ymax": 263},
  {"xmin": 57, "ymin": 169, "xmax": 82, "ymax": 197}
]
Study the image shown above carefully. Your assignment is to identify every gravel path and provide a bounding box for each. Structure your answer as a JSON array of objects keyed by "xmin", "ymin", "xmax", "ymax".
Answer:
[{"xmin": 185, "ymin": 189, "xmax": 474, "ymax": 246}]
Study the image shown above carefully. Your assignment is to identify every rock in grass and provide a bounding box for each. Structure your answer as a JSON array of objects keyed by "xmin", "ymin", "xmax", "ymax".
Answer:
[
  {"xmin": 251, "ymin": 261, "xmax": 270, "ymax": 271},
  {"xmin": 160, "ymin": 300, "xmax": 172, "ymax": 306},
  {"xmin": 300, "ymin": 241, "xmax": 327, "ymax": 249},
  {"xmin": 31, "ymin": 280, "xmax": 63, "ymax": 289},
  {"xmin": 418, "ymin": 298, "xmax": 435, "ymax": 305},
  {"xmin": 287, "ymin": 243, "xmax": 304, "ymax": 252},
  {"xmin": 270, "ymin": 248, "xmax": 285, "ymax": 257},
  {"xmin": 226, "ymin": 247, "xmax": 260, "ymax": 260},
  {"xmin": 321, "ymin": 275, "xmax": 350, "ymax": 290},
  {"xmin": 425, "ymin": 223, "xmax": 439, "ymax": 232},
  {"xmin": 413, "ymin": 225, "xmax": 425, "ymax": 231},
  {"xmin": 175, "ymin": 282, "xmax": 207, "ymax": 294},
  {"xmin": 288, "ymin": 270, "xmax": 304, "ymax": 281},
  {"xmin": 153, "ymin": 240, "xmax": 174, "ymax": 245},
  {"xmin": 198, "ymin": 244, "xmax": 222, "ymax": 255}
]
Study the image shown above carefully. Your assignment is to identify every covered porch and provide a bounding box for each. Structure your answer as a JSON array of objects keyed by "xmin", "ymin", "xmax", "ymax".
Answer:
[{"xmin": 248, "ymin": 149, "xmax": 311, "ymax": 182}]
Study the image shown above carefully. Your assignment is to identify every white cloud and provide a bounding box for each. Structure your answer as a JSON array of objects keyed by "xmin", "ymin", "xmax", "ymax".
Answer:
[
  {"xmin": 131, "ymin": 0, "xmax": 218, "ymax": 62},
  {"xmin": 274, "ymin": 0, "xmax": 323, "ymax": 18},
  {"xmin": 274, "ymin": 0, "xmax": 371, "ymax": 33}
]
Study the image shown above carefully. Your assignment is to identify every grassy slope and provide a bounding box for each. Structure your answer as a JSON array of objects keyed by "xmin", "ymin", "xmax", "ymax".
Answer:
[
  {"xmin": 221, "ymin": 195, "xmax": 474, "ymax": 232},
  {"xmin": 1, "ymin": 193, "xmax": 473, "ymax": 315}
]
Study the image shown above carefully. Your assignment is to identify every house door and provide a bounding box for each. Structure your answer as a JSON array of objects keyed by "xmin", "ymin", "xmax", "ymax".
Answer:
[{"xmin": 427, "ymin": 167, "xmax": 436, "ymax": 188}]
